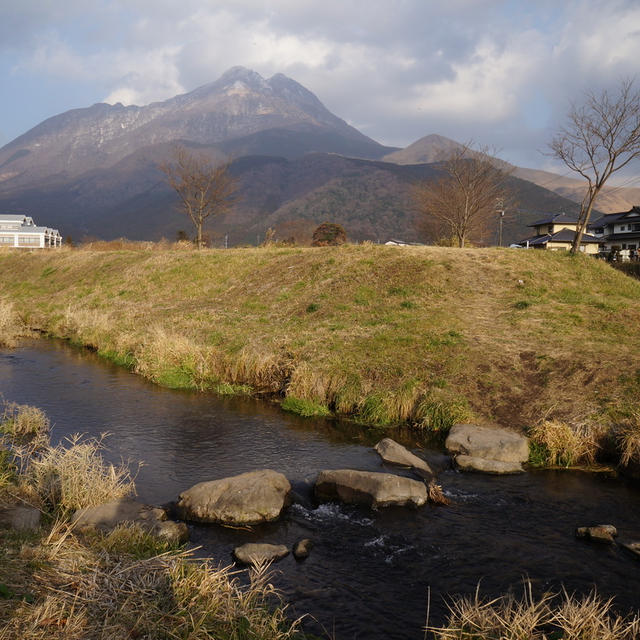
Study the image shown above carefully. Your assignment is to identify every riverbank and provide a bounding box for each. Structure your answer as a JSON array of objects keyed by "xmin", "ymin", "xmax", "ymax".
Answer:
[
  {"xmin": 0, "ymin": 401, "xmax": 307, "ymax": 639},
  {"xmin": 1, "ymin": 244, "xmax": 639, "ymax": 467}
]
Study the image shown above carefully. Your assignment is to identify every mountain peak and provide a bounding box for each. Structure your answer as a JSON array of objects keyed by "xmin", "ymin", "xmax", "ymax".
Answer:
[{"xmin": 218, "ymin": 66, "xmax": 269, "ymax": 89}]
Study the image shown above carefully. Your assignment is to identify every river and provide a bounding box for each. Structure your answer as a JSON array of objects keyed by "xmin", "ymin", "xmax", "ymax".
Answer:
[{"xmin": 1, "ymin": 340, "xmax": 639, "ymax": 639}]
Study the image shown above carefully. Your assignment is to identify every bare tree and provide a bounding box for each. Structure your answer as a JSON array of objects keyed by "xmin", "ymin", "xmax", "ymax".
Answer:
[
  {"xmin": 414, "ymin": 143, "xmax": 511, "ymax": 248},
  {"xmin": 161, "ymin": 146, "xmax": 238, "ymax": 249},
  {"xmin": 550, "ymin": 79, "xmax": 640, "ymax": 254}
]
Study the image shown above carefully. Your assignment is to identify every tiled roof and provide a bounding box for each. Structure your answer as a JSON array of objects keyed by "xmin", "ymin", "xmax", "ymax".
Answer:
[
  {"xmin": 518, "ymin": 230, "xmax": 600, "ymax": 246},
  {"xmin": 528, "ymin": 213, "xmax": 579, "ymax": 227}
]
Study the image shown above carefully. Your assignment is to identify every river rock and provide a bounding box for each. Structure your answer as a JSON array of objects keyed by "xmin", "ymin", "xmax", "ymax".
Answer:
[
  {"xmin": 622, "ymin": 542, "xmax": 640, "ymax": 559},
  {"xmin": 314, "ymin": 469, "xmax": 427, "ymax": 508},
  {"xmin": 446, "ymin": 424, "xmax": 529, "ymax": 473},
  {"xmin": 293, "ymin": 538, "xmax": 314, "ymax": 560},
  {"xmin": 0, "ymin": 504, "xmax": 41, "ymax": 531},
  {"xmin": 454, "ymin": 455, "xmax": 525, "ymax": 475},
  {"xmin": 374, "ymin": 438, "xmax": 434, "ymax": 478},
  {"xmin": 177, "ymin": 469, "xmax": 291, "ymax": 525},
  {"xmin": 233, "ymin": 543, "xmax": 289, "ymax": 566},
  {"xmin": 575, "ymin": 524, "xmax": 617, "ymax": 544},
  {"xmin": 71, "ymin": 498, "xmax": 189, "ymax": 544}
]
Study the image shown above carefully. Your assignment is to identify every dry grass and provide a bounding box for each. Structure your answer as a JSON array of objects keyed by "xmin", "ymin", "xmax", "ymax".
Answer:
[
  {"xmin": 0, "ymin": 403, "xmax": 50, "ymax": 441},
  {"xmin": 25, "ymin": 434, "xmax": 136, "ymax": 515},
  {"xmin": 0, "ymin": 402, "xmax": 304, "ymax": 640},
  {"xmin": 0, "ymin": 523, "xmax": 305, "ymax": 640},
  {"xmin": 616, "ymin": 411, "xmax": 640, "ymax": 466},
  {"xmin": 0, "ymin": 300, "xmax": 28, "ymax": 347},
  {"xmin": 428, "ymin": 583, "xmax": 640, "ymax": 639},
  {"xmin": 1, "ymin": 244, "xmax": 640, "ymax": 440},
  {"xmin": 528, "ymin": 419, "xmax": 600, "ymax": 468}
]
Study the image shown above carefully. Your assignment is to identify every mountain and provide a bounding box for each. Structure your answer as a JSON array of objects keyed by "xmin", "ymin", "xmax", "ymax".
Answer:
[
  {"xmin": 382, "ymin": 134, "xmax": 465, "ymax": 164},
  {"xmin": 384, "ymin": 133, "xmax": 640, "ymax": 214},
  {"xmin": 0, "ymin": 66, "xmax": 393, "ymax": 192},
  {"xmin": 0, "ymin": 69, "xmax": 587, "ymax": 245}
]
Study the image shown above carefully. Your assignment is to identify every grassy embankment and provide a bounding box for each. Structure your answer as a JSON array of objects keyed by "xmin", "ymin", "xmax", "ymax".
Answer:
[
  {"xmin": 1, "ymin": 243, "xmax": 640, "ymax": 467},
  {"xmin": 0, "ymin": 402, "xmax": 306, "ymax": 639}
]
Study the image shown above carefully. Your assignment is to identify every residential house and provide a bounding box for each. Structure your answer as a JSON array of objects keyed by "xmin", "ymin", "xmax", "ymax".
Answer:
[
  {"xmin": 589, "ymin": 206, "xmax": 640, "ymax": 260},
  {"xmin": 0, "ymin": 214, "xmax": 62, "ymax": 249},
  {"xmin": 516, "ymin": 213, "xmax": 600, "ymax": 254}
]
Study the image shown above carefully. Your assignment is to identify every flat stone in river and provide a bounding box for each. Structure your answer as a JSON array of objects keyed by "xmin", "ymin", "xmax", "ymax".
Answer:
[{"xmin": 314, "ymin": 469, "xmax": 427, "ymax": 508}]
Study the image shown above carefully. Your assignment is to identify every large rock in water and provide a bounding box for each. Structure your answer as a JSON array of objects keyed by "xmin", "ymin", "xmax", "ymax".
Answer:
[
  {"xmin": 374, "ymin": 438, "xmax": 434, "ymax": 478},
  {"xmin": 315, "ymin": 469, "xmax": 427, "ymax": 508},
  {"xmin": 71, "ymin": 498, "xmax": 189, "ymax": 544},
  {"xmin": 177, "ymin": 469, "xmax": 291, "ymax": 525},
  {"xmin": 445, "ymin": 424, "xmax": 529, "ymax": 474}
]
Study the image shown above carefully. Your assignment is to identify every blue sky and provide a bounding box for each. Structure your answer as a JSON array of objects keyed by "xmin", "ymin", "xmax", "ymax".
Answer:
[{"xmin": 2, "ymin": 0, "xmax": 640, "ymax": 176}]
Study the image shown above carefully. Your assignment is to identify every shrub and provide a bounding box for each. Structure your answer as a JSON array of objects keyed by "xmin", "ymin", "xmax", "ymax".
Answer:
[
  {"xmin": 528, "ymin": 419, "xmax": 598, "ymax": 467},
  {"xmin": 311, "ymin": 222, "xmax": 347, "ymax": 246},
  {"xmin": 0, "ymin": 403, "xmax": 50, "ymax": 442},
  {"xmin": 415, "ymin": 397, "xmax": 471, "ymax": 433},
  {"xmin": 616, "ymin": 411, "xmax": 640, "ymax": 466},
  {"xmin": 27, "ymin": 434, "xmax": 136, "ymax": 514}
]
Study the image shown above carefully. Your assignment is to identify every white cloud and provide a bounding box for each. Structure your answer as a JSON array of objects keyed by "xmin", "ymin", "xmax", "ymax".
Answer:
[{"xmin": 2, "ymin": 0, "xmax": 640, "ymax": 172}]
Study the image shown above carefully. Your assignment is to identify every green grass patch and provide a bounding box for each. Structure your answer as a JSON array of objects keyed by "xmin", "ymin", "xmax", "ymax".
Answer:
[
  {"xmin": 281, "ymin": 396, "xmax": 332, "ymax": 418},
  {"xmin": 214, "ymin": 382, "xmax": 253, "ymax": 395}
]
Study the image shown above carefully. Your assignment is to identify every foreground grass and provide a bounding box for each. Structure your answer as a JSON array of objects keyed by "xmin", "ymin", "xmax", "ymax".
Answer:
[
  {"xmin": 1, "ymin": 244, "xmax": 640, "ymax": 443},
  {"xmin": 0, "ymin": 404, "xmax": 306, "ymax": 639},
  {"xmin": 429, "ymin": 584, "xmax": 640, "ymax": 639}
]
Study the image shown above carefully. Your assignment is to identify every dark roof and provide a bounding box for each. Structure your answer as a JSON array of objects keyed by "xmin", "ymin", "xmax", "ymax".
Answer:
[
  {"xmin": 528, "ymin": 213, "xmax": 579, "ymax": 227},
  {"xmin": 589, "ymin": 206, "xmax": 640, "ymax": 229},
  {"xmin": 517, "ymin": 230, "xmax": 600, "ymax": 246},
  {"xmin": 599, "ymin": 232, "xmax": 640, "ymax": 242},
  {"xmin": 548, "ymin": 229, "xmax": 600, "ymax": 243}
]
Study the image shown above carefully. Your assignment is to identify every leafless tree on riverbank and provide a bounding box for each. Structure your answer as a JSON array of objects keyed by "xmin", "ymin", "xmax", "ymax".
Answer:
[{"xmin": 161, "ymin": 146, "xmax": 238, "ymax": 249}]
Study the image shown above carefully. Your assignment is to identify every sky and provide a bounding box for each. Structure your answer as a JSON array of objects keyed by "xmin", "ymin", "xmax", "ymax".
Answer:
[{"xmin": 2, "ymin": 0, "xmax": 640, "ymax": 178}]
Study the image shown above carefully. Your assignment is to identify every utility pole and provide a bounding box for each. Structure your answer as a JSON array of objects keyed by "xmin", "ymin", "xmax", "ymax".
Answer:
[{"xmin": 496, "ymin": 199, "xmax": 505, "ymax": 247}]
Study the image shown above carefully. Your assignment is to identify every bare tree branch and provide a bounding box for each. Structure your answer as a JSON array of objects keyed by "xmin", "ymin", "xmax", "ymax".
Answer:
[
  {"xmin": 160, "ymin": 145, "xmax": 238, "ymax": 249},
  {"xmin": 414, "ymin": 143, "xmax": 512, "ymax": 247},
  {"xmin": 550, "ymin": 79, "xmax": 640, "ymax": 254}
]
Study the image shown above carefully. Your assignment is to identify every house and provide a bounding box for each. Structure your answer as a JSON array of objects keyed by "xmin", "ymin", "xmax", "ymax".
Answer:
[
  {"xmin": 0, "ymin": 214, "xmax": 62, "ymax": 249},
  {"xmin": 515, "ymin": 213, "xmax": 600, "ymax": 254},
  {"xmin": 589, "ymin": 206, "xmax": 640, "ymax": 260}
]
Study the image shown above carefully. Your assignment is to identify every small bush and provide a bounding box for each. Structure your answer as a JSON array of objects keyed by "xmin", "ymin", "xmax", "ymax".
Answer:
[
  {"xmin": 415, "ymin": 397, "xmax": 471, "ymax": 433},
  {"xmin": 514, "ymin": 299, "xmax": 531, "ymax": 309},
  {"xmin": 27, "ymin": 434, "xmax": 136, "ymax": 514},
  {"xmin": 616, "ymin": 411, "xmax": 640, "ymax": 466},
  {"xmin": 0, "ymin": 301, "xmax": 27, "ymax": 348},
  {"xmin": 528, "ymin": 419, "xmax": 598, "ymax": 467},
  {"xmin": 1, "ymin": 403, "xmax": 50, "ymax": 441},
  {"xmin": 311, "ymin": 222, "xmax": 347, "ymax": 247},
  {"xmin": 281, "ymin": 396, "xmax": 332, "ymax": 418}
]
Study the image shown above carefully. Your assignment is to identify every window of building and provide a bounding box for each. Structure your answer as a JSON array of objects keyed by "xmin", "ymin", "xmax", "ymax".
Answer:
[
  {"xmin": 0, "ymin": 235, "xmax": 14, "ymax": 244},
  {"xmin": 18, "ymin": 236, "xmax": 40, "ymax": 246}
]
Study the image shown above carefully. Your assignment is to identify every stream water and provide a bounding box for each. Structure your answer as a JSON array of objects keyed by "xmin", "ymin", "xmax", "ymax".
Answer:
[{"xmin": 1, "ymin": 340, "xmax": 639, "ymax": 639}]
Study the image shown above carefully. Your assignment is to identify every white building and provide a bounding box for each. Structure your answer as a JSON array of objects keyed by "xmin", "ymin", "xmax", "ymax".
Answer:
[{"xmin": 0, "ymin": 214, "xmax": 62, "ymax": 249}]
